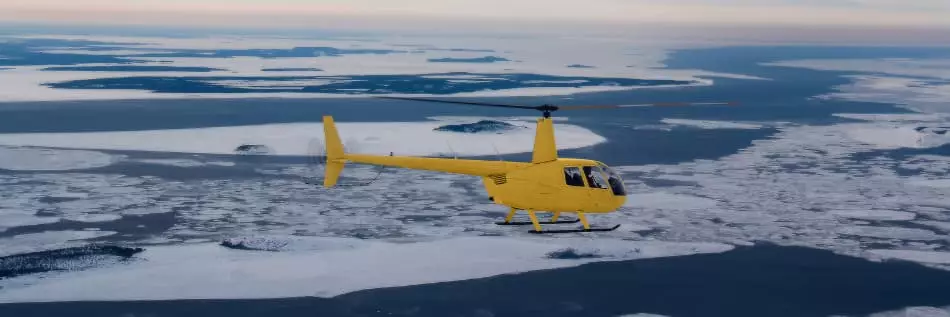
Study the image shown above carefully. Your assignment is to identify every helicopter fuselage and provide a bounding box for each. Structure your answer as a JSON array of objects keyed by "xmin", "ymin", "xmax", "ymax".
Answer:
[{"xmin": 482, "ymin": 158, "xmax": 626, "ymax": 213}]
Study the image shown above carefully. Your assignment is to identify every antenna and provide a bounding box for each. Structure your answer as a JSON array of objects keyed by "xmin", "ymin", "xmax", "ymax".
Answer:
[{"xmin": 446, "ymin": 141, "xmax": 459, "ymax": 159}]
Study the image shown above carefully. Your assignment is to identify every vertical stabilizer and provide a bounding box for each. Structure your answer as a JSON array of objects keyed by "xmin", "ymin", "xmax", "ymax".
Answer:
[
  {"xmin": 531, "ymin": 117, "xmax": 558, "ymax": 163},
  {"xmin": 323, "ymin": 116, "xmax": 344, "ymax": 161},
  {"xmin": 323, "ymin": 116, "xmax": 346, "ymax": 187}
]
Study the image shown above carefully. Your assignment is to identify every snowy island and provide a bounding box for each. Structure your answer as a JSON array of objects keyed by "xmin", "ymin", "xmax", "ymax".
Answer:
[{"xmin": 434, "ymin": 120, "xmax": 525, "ymax": 134}]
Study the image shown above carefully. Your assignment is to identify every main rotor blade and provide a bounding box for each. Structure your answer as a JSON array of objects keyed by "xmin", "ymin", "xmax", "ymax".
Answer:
[
  {"xmin": 558, "ymin": 101, "xmax": 738, "ymax": 110},
  {"xmin": 375, "ymin": 96, "xmax": 540, "ymax": 110}
]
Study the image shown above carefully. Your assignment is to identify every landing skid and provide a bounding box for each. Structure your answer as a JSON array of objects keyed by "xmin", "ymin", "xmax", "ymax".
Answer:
[
  {"xmin": 495, "ymin": 219, "xmax": 580, "ymax": 226},
  {"xmin": 496, "ymin": 209, "xmax": 617, "ymax": 234},
  {"xmin": 529, "ymin": 224, "xmax": 621, "ymax": 234}
]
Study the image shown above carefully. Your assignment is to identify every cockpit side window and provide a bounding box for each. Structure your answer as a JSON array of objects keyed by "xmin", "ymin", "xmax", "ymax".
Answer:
[
  {"xmin": 583, "ymin": 166, "xmax": 608, "ymax": 189},
  {"xmin": 564, "ymin": 167, "xmax": 585, "ymax": 187}
]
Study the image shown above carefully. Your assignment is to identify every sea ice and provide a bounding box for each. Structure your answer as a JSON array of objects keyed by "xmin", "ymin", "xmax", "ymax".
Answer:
[
  {"xmin": 842, "ymin": 125, "xmax": 950, "ymax": 149},
  {"xmin": 764, "ymin": 59, "xmax": 950, "ymax": 81},
  {"xmin": 768, "ymin": 58, "xmax": 950, "ymax": 113},
  {"xmin": 0, "ymin": 212, "xmax": 61, "ymax": 233},
  {"xmin": 0, "ymin": 119, "xmax": 605, "ymax": 157},
  {"xmin": 869, "ymin": 250, "xmax": 950, "ymax": 265},
  {"xmin": 661, "ymin": 118, "xmax": 763, "ymax": 130},
  {"xmin": 834, "ymin": 113, "xmax": 949, "ymax": 122},
  {"xmin": 830, "ymin": 210, "xmax": 916, "ymax": 221},
  {"xmin": 0, "ymin": 147, "xmax": 118, "ymax": 171},
  {"xmin": 908, "ymin": 179, "xmax": 950, "ymax": 189},
  {"xmin": 625, "ymin": 192, "xmax": 719, "ymax": 210},
  {"xmin": 0, "ymin": 230, "xmax": 117, "ymax": 257},
  {"xmin": 0, "ymin": 236, "xmax": 732, "ymax": 303},
  {"xmin": 62, "ymin": 214, "xmax": 123, "ymax": 223},
  {"xmin": 837, "ymin": 226, "xmax": 942, "ymax": 241},
  {"xmin": 135, "ymin": 159, "xmax": 236, "ymax": 168},
  {"xmin": 868, "ymin": 306, "xmax": 950, "ymax": 317},
  {"xmin": 915, "ymin": 221, "xmax": 950, "ymax": 234}
]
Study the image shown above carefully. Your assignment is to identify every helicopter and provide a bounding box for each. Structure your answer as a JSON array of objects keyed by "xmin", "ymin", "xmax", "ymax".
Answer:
[{"xmin": 320, "ymin": 96, "xmax": 735, "ymax": 233}]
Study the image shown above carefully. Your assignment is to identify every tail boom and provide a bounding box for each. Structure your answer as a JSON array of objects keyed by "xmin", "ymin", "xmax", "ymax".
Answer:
[
  {"xmin": 345, "ymin": 154, "xmax": 527, "ymax": 177},
  {"xmin": 321, "ymin": 115, "xmax": 527, "ymax": 187}
]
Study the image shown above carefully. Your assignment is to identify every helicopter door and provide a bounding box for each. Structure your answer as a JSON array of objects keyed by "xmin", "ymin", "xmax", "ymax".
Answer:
[
  {"xmin": 562, "ymin": 166, "xmax": 589, "ymax": 210},
  {"xmin": 582, "ymin": 166, "xmax": 611, "ymax": 209}
]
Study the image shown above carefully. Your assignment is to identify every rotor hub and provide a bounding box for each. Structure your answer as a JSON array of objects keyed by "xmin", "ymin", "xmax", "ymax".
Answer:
[{"xmin": 537, "ymin": 104, "xmax": 559, "ymax": 118}]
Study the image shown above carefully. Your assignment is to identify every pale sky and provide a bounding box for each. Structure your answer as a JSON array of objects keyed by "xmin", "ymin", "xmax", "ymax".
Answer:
[{"xmin": 3, "ymin": 0, "xmax": 950, "ymax": 31}]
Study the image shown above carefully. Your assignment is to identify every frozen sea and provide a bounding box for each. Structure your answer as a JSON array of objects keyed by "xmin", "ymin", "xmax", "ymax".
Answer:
[{"xmin": 1, "ymin": 31, "xmax": 950, "ymax": 316}]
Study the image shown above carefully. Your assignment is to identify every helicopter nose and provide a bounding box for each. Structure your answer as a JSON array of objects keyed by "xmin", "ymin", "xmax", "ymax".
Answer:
[{"xmin": 615, "ymin": 195, "xmax": 628, "ymax": 209}]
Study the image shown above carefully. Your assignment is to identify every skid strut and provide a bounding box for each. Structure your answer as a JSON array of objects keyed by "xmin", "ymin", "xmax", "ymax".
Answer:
[{"xmin": 495, "ymin": 208, "xmax": 620, "ymax": 233}]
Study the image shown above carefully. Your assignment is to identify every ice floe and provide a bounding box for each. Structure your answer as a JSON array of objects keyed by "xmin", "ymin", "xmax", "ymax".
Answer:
[
  {"xmin": 0, "ymin": 118, "xmax": 605, "ymax": 157},
  {"xmin": 902, "ymin": 155, "xmax": 950, "ymax": 175},
  {"xmin": 916, "ymin": 221, "xmax": 950, "ymax": 234},
  {"xmin": 767, "ymin": 59, "xmax": 950, "ymax": 113},
  {"xmin": 0, "ymin": 212, "xmax": 61, "ymax": 233},
  {"xmin": 134, "ymin": 159, "xmax": 236, "ymax": 168},
  {"xmin": 869, "ymin": 250, "xmax": 950, "ymax": 265},
  {"xmin": 837, "ymin": 226, "xmax": 942, "ymax": 241},
  {"xmin": 868, "ymin": 306, "xmax": 950, "ymax": 317},
  {"xmin": 606, "ymin": 109, "xmax": 950, "ymax": 263},
  {"xmin": 218, "ymin": 235, "xmax": 375, "ymax": 252},
  {"xmin": 0, "ymin": 231, "xmax": 117, "ymax": 257},
  {"xmin": 0, "ymin": 147, "xmax": 119, "ymax": 171},
  {"xmin": 62, "ymin": 214, "xmax": 123, "ymax": 223},
  {"xmin": 625, "ymin": 192, "xmax": 718, "ymax": 210},
  {"xmin": 0, "ymin": 236, "xmax": 732, "ymax": 302},
  {"xmin": 787, "ymin": 114, "xmax": 950, "ymax": 150},
  {"xmin": 830, "ymin": 210, "xmax": 916, "ymax": 221},
  {"xmin": 841, "ymin": 125, "xmax": 950, "ymax": 150},
  {"xmin": 764, "ymin": 59, "xmax": 950, "ymax": 81},
  {"xmin": 661, "ymin": 118, "xmax": 764, "ymax": 130},
  {"xmin": 909, "ymin": 179, "xmax": 950, "ymax": 189},
  {"xmin": 833, "ymin": 113, "xmax": 950, "ymax": 123}
]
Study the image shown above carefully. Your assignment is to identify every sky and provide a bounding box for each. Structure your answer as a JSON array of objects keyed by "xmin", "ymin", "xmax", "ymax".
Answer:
[{"xmin": 2, "ymin": 0, "xmax": 950, "ymax": 32}]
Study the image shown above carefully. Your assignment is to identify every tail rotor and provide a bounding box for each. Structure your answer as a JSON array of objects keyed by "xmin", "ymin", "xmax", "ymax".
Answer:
[{"xmin": 305, "ymin": 116, "xmax": 387, "ymax": 188}]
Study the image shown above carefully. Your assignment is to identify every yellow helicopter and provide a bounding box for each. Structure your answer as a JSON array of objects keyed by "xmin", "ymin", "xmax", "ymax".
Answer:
[{"xmin": 320, "ymin": 97, "xmax": 734, "ymax": 233}]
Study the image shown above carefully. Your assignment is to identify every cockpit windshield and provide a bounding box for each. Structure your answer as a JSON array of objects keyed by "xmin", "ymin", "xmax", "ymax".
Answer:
[{"xmin": 598, "ymin": 163, "xmax": 627, "ymax": 196}]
